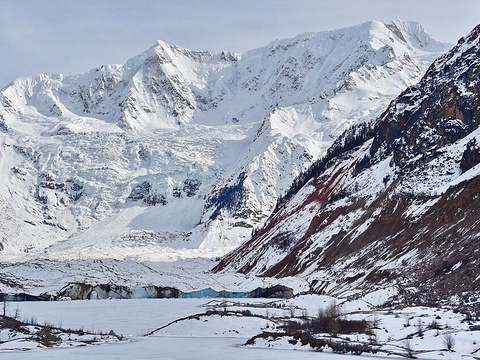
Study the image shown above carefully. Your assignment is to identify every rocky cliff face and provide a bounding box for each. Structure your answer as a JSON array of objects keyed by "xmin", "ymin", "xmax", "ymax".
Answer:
[
  {"xmin": 214, "ymin": 24, "xmax": 480, "ymax": 302},
  {"xmin": 0, "ymin": 20, "xmax": 450, "ymax": 262},
  {"xmin": 371, "ymin": 24, "xmax": 480, "ymax": 166}
]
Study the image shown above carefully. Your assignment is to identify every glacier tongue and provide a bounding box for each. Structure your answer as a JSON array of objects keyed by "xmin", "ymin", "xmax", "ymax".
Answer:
[{"xmin": 0, "ymin": 20, "xmax": 451, "ymax": 262}]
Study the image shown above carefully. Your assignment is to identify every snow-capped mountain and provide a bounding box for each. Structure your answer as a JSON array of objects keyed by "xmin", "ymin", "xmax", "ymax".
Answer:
[
  {"xmin": 0, "ymin": 20, "xmax": 450, "ymax": 262},
  {"xmin": 215, "ymin": 24, "xmax": 480, "ymax": 302}
]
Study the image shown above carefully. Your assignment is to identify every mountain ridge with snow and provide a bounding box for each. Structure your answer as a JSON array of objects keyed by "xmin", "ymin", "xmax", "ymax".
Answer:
[{"xmin": 0, "ymin": 20, "xmax": 451, "ymax": 267}]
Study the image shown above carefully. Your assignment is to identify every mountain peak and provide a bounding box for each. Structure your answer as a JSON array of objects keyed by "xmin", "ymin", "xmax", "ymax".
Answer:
[
  {"xmin": 260, "ymin": 19, "xmax": 450, "ymax": 64},
  {"xmin": 386, "ymin": 19, "xmax": 449, "ymax": 51}
]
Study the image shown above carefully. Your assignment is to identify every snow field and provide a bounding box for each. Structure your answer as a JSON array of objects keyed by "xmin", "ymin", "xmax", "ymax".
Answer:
[{"xmin": 4, "ymin": 295, "xmax": 479, "ymax": 359}]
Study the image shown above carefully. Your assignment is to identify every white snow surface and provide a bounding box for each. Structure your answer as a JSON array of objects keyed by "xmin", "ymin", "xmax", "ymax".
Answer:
[
  {"xmin": 2, "ymin": 295, "xmax": 479, "ymax": 359},
  {"xmin": 0, "ymin": 20, "xmax": 450, "ymax": 265}
]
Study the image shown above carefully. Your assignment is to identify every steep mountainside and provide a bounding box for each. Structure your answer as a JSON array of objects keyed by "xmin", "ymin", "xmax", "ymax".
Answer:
[
  {"xmin": 215, "ymin": 24, "xmax": 480, "ymax": 302},
  {"xmin": 0, "ymin": 20, "xmax": 449, "ymax": 262}
]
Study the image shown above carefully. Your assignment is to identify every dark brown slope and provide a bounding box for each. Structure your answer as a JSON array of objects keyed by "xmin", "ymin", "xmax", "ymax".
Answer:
[{"xmin": 213, "ymin": 24, "xmax": 480, "ymax": 302}]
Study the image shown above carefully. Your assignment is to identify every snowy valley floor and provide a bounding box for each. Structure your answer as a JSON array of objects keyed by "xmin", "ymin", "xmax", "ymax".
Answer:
[{"xmin": 1, "ymin": 296, "xmax": 480, "ymax": 359}]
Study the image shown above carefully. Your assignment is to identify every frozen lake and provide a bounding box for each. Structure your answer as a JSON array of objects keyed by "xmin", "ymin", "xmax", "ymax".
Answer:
[
  {"xmin": 2, "ymin": 299, "xmax": 385, "ymax": 359},
  {"xmin": 7, "ymin": 298, "xmax": 212, "ymax": 336}
]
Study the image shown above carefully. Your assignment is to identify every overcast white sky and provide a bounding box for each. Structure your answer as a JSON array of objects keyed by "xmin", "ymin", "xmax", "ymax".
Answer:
[{"xmin": 0, "ymin": 0, "xmax": 479, "ymax": 88}]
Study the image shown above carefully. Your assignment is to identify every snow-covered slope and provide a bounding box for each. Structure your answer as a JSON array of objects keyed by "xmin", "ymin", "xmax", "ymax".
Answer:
[
  {"xmin": 0, "ymin": 20, "xmax": 450, "ymax": 262},
  {"xmin": 215, "ymin": 24, "xmax": 480, "ymax": 302}
]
